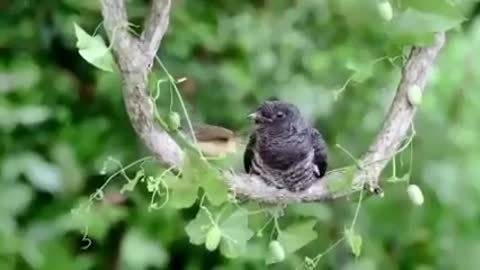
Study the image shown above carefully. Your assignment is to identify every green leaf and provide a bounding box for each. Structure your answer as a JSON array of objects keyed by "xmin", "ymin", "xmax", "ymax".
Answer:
[
  {"xmin": 400, "ymin": 0, "xmax": 465, "ymax": 19},
  {"xmin": 392, "ymin": 32, "xmax": 437, "ymax": 47},
  {"xmin": 58, "ymin": 203, "xmax": 127, "ymax": 239},
  {"xmin": 64, "ymin": 0, "xmax": 101, "ymax": 12},
  {"xmin": 0, "ymin": 183, "xmax": 33, "ymax": 216},
  {"xmin": 121, "ymin": 229, "xmax": 168, "ymax": 269},
  {"xmin": 388, "ymin": 5, "xmax": 464, "ymax": 46},
  {"xmin": 73, "ymin": 23, "xmax": 115, "ymax": 72},
  {"xmin": 168, "ymin": 177, "xmax": 199, "ymax": 209},
  {"xmin": 50, "ymin": 142, "xmax": 84, "ymax": 193},
  {"xmin": 19, "ymin": 152, "xmax": 64, "ymax": 193},
  {"xmin": 288, "ymin": 203, "xmax": 332, "ymax": 222},
  {"xmin": 120, "ymin": 170, "xmax": 144, "ymax": 194},
  {"xmin": 15, "ymin": 105, "xmax": 52, "ymax": 126},
  {"xmin": 74, "ymin": 23, "xmax": 94, "ymax": 49},
  {"xmin": 326, "ymin": 166, "xmax": 356, "ymax": 194},
  {"xmin": 219, "ymin": 208, "xmax": 254, "ymax": 258},
  {"xmin": 199, "ymin": 168, "xmax": 229, "ymax": 206},
  {"xmin": 182, "ymin": 151, "xmax": 229, "ymax": 206},
  {"xmin": 391, "ymin": 8, "xmax": 463, "ymax": 34},
  {"xmin": 278, "ymin": 220, "xmax": 318, "ymax": 255},
  {"xmin": 185, "ymin": 209, "xmax": 213, "ymax": 245},
  {"xmin": 345, "ymin": 228, "xmax": 362, "ymax": 257}
]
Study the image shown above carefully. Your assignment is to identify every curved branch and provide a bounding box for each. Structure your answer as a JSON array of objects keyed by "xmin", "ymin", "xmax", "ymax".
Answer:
[
  {"xmin": 100, "ymin": 0, "xmax": 446, "ymax": 203},
  {"xmin": 141, "ymin": 0, "xmax": 172, "ymax": 61},
  {"xmin": 101, "ymin": 0, "xmax": 183, "ymax": 167},
  {"xmin": 359, "ymin": 35, "xmax": 446, "ymax": 189}
]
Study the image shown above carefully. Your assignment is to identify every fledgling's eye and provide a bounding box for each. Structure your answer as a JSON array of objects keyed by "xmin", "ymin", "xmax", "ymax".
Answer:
[{"xmin": 276, "ymin": 111, "xmax": 285, "ymax": 118}]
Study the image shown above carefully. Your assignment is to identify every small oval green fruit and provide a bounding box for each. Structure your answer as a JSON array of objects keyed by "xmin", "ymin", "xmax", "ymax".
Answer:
[
  {"xmin": 377, "ymin": 1, "xmax": 393, "ymax": 21},
  {"xmin": 205, "ymin": 226, "xmax": 222, "ymax": 251},
  {"xmin": 407, "ymin": 184, "xmax": 424, "ymax": 206},
  {"xmin": 407, "ymin": 84, "xmax": 423, "ymax": 106},
  {"xmin": 168, "ymin": 111, "xmax": 181, "ymax": 130},
  {"xmin": 269, "ymin": 240, "xmax": 285, "ymax": 262}
]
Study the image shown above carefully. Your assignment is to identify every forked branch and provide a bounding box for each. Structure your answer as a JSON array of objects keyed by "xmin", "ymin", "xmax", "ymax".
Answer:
[{"xmin": 100, "ymin": 0, "xmax": 446, "ymax": 203}]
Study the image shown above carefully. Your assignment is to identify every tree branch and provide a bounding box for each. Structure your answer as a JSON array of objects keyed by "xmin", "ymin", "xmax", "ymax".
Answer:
[
  {"xmin": 101, "ymin": 0, "xmax": 183, "ymax": 167},
  {"xmin": 100, "ymin": 0, "xmax": 446, "ymax": 203},
  {"xmin": 141, "ymin": 0, "xmax": 172, "ymax": 61}
]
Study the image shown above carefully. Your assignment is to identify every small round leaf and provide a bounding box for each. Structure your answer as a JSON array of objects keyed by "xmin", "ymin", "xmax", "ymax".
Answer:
[
  {"xmin": 205, "ymin": 226, "xmax": 222, "ymax": 251},
  {"xmin": 407, "ymin": 84, "xmax": 423, "ymax": 106},
  {"xmin": 168, "ymin": 111, "xmax": 181, "ymax": 130},
  {"xmin": 407, "ymin": 184, "xmax": 424, "ymax": 205},
  {"xmin": 268, "ymin": 240, "xmax": 285, "ymax": 262},
  {"xmin": 377, "ymin": 1, "xmax": 393, "ymax": 22}
]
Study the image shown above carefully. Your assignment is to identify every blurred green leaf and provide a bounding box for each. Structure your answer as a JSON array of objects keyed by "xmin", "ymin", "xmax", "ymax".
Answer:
[
  {"xmin": 0, "ymin": 105, "xmax": 52, "ymax": 129},
  {"xmin": 50, "ymin": 142, "xmax": 85, "ymax": 193},
  {"xmin": 185, "ymin": 208, "xmax": 213, "ymax": 245},
  {"xmin": 0, "ymin": 184, "xmax": 33, "ymax": 216},
  {"xmin": 74, "ymin": 23, "xmax": 115, "ymax": 72},
  {"xmin": 346, "ymin": 61, "xmax": 373, "ymax": 83},
  {"xmin": 180, "ymin": 152, "xmax": 229, "ymax": 206},
  {"xmin": 120, "ymin": 170, "xmax": 144, "ymax": 194},
  {"xmin": 2, "ymin": 152, "xmax": 64, "ymax": 193},
  {"xmin": 168, "ymin": 175, "xmax": 199, "ymax": 209},
  {"xmin": 198, "ymin": 168, "xmax": 229, "ymax": 206},
  {"xmin": 391, "ymin": 8, "xmax": 463, "ymax": 34},
  {"xmin": 16, "ymin": 106, "xmax": 51, "ymax": 125},
  {"xmin": 401, "ymin": 0, "xmax": 465, "ymax": 18},
  {"xmin": 345, "ymin": 228, "xmax": 362, "ymax": 257},
  {"xmin": 121, "ymin": 229, "xmax": 168, "ymax": 269},
  {"xmin": 57, "ymin": 203, "xmax": 127, "ymax": 240},
  {"xmin": 19, "ymin": 237, "xmax": 44, "ymax": 268},
  {"xmin": 23, "ymin": 154, "xmax": 63, "ymax": 193},
  {"xmin": 326, "ymin": 166, "xmax": 356, "ymax": 194},
  {"xmin": 219, "ymin": 208, "xmax": 254, "ymax": 258},
  {"xmin": 288, "ymin": 203, "xmax": 332, "ymax": 222},
  {"xmin": 63, "ymin": 0, "xmax": 101, "ymax": 11},
  {"xmin": 278, "ymin": 220, "xmax": 318, "ymax": 255}
]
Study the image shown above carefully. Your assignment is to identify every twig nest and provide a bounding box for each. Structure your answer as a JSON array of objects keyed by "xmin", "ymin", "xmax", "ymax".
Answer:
[{"xmin": 407, "ymin": 184, "xmax": 424, "ymax": 206}]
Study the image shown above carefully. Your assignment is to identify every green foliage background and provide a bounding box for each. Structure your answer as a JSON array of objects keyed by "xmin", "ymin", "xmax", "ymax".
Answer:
[{"xmin": 2, "ymin": 0, "xmax": 480, "ymax": 269}]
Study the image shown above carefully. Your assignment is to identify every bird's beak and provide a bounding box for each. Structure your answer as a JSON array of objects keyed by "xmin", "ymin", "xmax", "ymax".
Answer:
[
  {"xmin": 247, "ymin": 112, "xmax": 272, "ymax": 124},
  {"xmin": 247, "ymin": 112, "xmax": 258, "ymax": 120}
]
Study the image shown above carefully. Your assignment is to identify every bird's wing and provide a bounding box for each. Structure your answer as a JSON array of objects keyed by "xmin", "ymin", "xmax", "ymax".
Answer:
[
  {"xmin": 243, "ymin": 133, "xmax": 256, "ymax": 173},
  {"xmin": 193, "ymin": 124, "xmax": 234, "ymax": 141},
  {"xmin": 310, "ymin": 128, "xmax": 328, "ymax": 178}
]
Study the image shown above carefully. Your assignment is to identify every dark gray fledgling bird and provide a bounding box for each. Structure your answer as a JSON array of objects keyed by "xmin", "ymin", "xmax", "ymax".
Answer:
[{"xmin": 243, "ymin": 100, "xmax": 328, "ymax": 192}]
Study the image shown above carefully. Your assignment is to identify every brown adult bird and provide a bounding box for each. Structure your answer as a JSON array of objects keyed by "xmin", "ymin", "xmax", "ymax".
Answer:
[{"xmin": 191, "ymin": 124, "xmax": 240, "ymax": 157}]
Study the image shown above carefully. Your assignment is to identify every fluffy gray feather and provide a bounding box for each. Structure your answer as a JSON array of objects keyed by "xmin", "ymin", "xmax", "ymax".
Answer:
[{"xmin": 244, "ymin": 100, "xmax": 328, "ymax": 192}]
